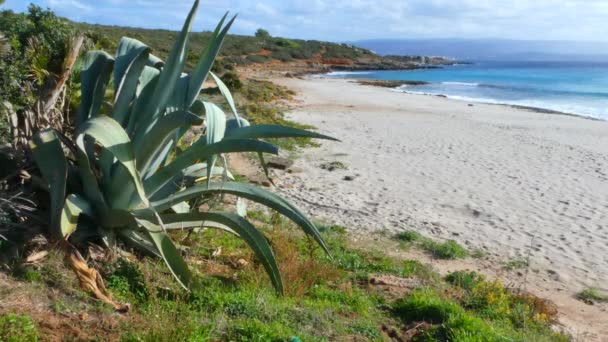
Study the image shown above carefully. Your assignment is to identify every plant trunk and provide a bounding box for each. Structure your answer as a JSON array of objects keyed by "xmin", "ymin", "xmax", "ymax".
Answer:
[{"xmin": 35, "ymin": 35, "xmax": 84, "ymax": 130}]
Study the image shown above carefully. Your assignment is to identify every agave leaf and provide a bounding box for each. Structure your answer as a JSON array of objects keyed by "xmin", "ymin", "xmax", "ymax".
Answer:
[
  {"xmin": 226, "ymin": 117, "xmax": 250, "ymax": 134},
  {"xmin": 149, "ymin": 182, "xmax": 331, "ymax": 257},
  {"xmin": 171, "ymin": 202, "xmax": 190, "ymax": 214},
  {"xmin": 141, "ymin": 0, "xmax": 199, "ymax": 132},
  {"xmin": 134, "ymin": 214, "xmax": 191, "ymax": 290},
  {"xmin": 149, "ymin": 163, "xmax": 231, "ymax": 202},
  {"xmin": 186, "ymin": 13, "xmax": 236, "ymax": 107},
  {"xmin": 203, "ymin": 101, "xmax": 226, "ymax": 183},
  {"xmin": 147, "ymin": 54, "xmax": 164, "ymax": 68},
  {"xmin": 209, "ymin": 71, "xmax": 240, "ymax": 123},
  {"xmin": 76, "ymin": 51, "xmax": 114, "ymax": 128},
  {"xmin": 225, "ymin": 124, "xmax": 338, "ymax": 141},
  {"xmin": 161, "ymin": 212, "xmax": 283, "ymax": 294},
  {"xmin": 127, "ymin": 65, "xmax": 161, "ymax": 135},
  {"xmin": 60, "ymin": 194, "xmax": 93, "ymax": 239},
  {"xmin": 236, "ymin": 197, "xmax": 247, "ymax": 217},
  {"xmin": 165, "ymin": 73, "xmax": 190, "ymax": 114},
  {"xmin": 134, "ymin": 110, "xmax": 203, "ymax": 173},
  {"xmin": 30, "ymin": 129, "xmax": 67, "ymax": 240},
  {"xmin": 117, "ymin": 229, "xmax": 161, "ymax": 258},
  {"xmin": 75, "ymin": 137, "xmax": 108, "ymax": 212},
  {"xmin": 113, "ymin": 37, "xmax": 151, "ymax": 126},
  {"xmin": 76, "ymin": 116, "xmax": 147, "ymax": 209},
  {"xmin": 190, "ymin": 99, "xmax": 205, "ymax": 116},
  {"xmin": 144, "ymin": 139, "xmax": 279, "ymax": 197}
]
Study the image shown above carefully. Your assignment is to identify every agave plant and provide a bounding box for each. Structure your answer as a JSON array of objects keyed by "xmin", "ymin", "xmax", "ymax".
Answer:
[{"xmin": 29, "ymin": 0, "xmax": 335, "ymax": 296}]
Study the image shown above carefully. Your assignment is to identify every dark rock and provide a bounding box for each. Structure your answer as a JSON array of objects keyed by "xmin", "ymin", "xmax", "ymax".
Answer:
[
  {"xmin": 266, "ymin": 156, "xmax": 293, "ymax": 170},
  {"xmin": 343, "ymin": 175, "xmax": 355, "ymax": 181}
]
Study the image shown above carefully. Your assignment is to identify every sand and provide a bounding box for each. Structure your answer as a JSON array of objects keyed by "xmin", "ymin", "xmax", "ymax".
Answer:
[{"xmin": 268, "ymin": 76, "xmax": 608, "ymax": 339}]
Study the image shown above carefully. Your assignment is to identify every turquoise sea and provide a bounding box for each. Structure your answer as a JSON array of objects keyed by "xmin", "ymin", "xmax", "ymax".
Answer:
[{"xmin": 324, "ymin": 61, "xmax": 608, "ymax": 120}]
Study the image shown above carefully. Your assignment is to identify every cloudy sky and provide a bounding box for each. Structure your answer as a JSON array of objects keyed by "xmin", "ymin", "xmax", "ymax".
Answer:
[{"xmin": 3, "ymin": 0, "xmax": 608, "ymax": 42}]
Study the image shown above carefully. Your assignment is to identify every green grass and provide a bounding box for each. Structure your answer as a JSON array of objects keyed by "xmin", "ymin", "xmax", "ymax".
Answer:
[
  {"xmin": 0, "ymin": 313, "xmax": 39, "ymax": 342},
  {"xmin": 394, "ymin": 230, "xmax": 423, "ymax": 243},
  {"xmin": 422, "ymin": 240, "xmax": 469, "ymax": 259},
  {"xmin": 392, "ymin": 230, "xmax": 469, "ymax": 259},
  {"xmin": 577, "ymin": 288, "xmax": 608, "ymax": 303},
  {"xmin": 0, "ymin": 211, "xmax": 567, "ymax": 341},
  {"xmin": 445, "ymin": 271, "xmax": 485, "ymax": 291},
  {"xmin": 504, "ymin": 256, "xmax": 530, "ymax": 270}
]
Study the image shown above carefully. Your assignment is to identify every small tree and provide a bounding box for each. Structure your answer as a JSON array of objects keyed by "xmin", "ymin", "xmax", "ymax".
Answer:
[{"xmin": 255, "ymin": 28, "xmax": 271, "ymax": 40}]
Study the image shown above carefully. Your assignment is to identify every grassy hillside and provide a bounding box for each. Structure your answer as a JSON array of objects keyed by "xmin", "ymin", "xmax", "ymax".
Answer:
[{"xmin": 75, "ymin": 22, "xmax": 377, "ymax": 68}]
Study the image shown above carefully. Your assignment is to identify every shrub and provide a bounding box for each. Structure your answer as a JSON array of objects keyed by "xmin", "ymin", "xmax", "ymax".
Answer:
[
  {"xmin": 421, "ymin": 239, "xmax": 468, "ymax": 259},
  {"xmin": 29, "ymin": 0, "xmax": 336, "ymax": 298},
  {"xmin": 445, "ymin": 271, "xmax": 485, "ymax": 291},
  {"xmin": 246, "ymin": 54, "xmax": 270, "ymax": 64},
  {"xmin": 271, "ymin": 49, "xmax": 293, "ymax": 62},
  {"xmin": 394, "ymin": 230, "xmax": 422, "ymax": 243},
  {"xmin": 392, "ymin": 288, "xmax": 463, "ymax": 324},
  {"xmin": 219, "ymin": 71, "xmax": 242, "ymax": 91}
]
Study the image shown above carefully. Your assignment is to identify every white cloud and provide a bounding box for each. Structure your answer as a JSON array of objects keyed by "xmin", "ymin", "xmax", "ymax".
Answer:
[{"xmin": 5, "ymin": 0, "xmax": 608, "ymax": 42}]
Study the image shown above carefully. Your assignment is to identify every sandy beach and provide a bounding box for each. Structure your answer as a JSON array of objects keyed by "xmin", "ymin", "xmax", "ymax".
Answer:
[{"xmin": 268, "ymin": 76, "xmax": 608, "ymax": 338}]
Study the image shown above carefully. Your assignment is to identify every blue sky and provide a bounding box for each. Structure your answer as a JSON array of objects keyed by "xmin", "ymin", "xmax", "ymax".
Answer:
[{"xmin": 3, "ymin": 0, "xmax": 608, "ymax": 42}]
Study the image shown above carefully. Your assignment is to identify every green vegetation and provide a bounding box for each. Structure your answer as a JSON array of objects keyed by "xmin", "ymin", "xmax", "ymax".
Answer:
[
  {"xmin": 0, "ymin": 5, "xmax": 75, "ymax": 111},
  {"xmin": 74, "ymin": 23, "xmax": 374, "ymax": 67},
  {"xmin": 504, "ymin": 256, "xmax": 530, "ymax": 270},
  {"xmin": 0, "ymin": 213, "xmax": 568, "ymax": 341},
  {"xmin": 577, "ymin": 287, "xmax": 608, "ymax": 304},
  {"xmin": 394, "ymin": 230, "xmax": 469, "ymax": 259},
  {"xmin": 422, "ymin": 239, "xmax": 469, "ymax": 259},
  {"xmin": 0, "ymin": 313, "xmax": 38, "ymax": 342},
  {"xmin": 29, "ymin": 0, "xmax": 336, "ymax": 297},
  {"xmin": 236, "ymin": 79, "xmax": 319, "ymax": 150}
]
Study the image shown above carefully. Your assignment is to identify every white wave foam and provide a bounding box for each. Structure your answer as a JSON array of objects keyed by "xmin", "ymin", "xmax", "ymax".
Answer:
[
  {"xmin": 392, "ymin": 88, "xmax": 607, "ymax": 120},
  {"xmin": 324, "ymin": 71, "xmax": 372, "ymax": 76},
  {"xmin": 441, "ymin": 81, "xmax": 479, "ymax": 86}
]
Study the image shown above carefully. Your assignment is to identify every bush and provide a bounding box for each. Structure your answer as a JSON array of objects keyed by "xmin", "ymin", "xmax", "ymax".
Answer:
[
  {"xmin": 445, "ymin": 271, "xmax": 485, "ymax": 291},
  {"xmin": 270, "ymin": 49, "xmax": 293, "ymax": 62},
  {"xmin": 394, "ymin": 230, "xmax": 422, "ymax": 243},
  {"xmin": 220, "ymin": 71, "xmax": 242, "ymax": 91},
  {"xmin": 246, "ymin": 54, "xmax": 270, "ymax": 64},
  {"xmin": 392, "ymin": 289, "xmax": 463, "ymax": 324},
  {"xmin": 421, "ymin": 239, "xmax": 468, "ymax": 259}
]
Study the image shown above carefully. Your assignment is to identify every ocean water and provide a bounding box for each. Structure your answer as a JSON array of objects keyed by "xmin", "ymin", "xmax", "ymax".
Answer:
[{"xmin": 324, "ymin": 61, "xmax": 608, "ymax": 120}]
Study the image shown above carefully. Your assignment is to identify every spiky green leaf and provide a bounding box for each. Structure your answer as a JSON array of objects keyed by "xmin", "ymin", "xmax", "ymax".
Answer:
[
  {"xmin": 113, "ymin": 37, "xmax": 151, "ymax": 125},
  {"xmin": 60, "ymin": 194, "xmax": 93, "ymax": 239},
  {"xmin": 186, "ymin": 13, "xmax": 236, "ymax": 107},
  {"xmin": 30, "ymin": 129, "xmax": 67, "ymax": 240},
  {"xmin": 144, "ymin": 139, "xmax": 279, "ymax": 197},
  {"xmin": 76, "ymin": 116, "xmax": 147, "ymax": 209},
  {"xmin": 76, "ymin": 51, "xmax": 114, "ymax": 128},
  {"xmin": 225, "ymin": 124, "xmax": 338, "ymax": 141},
  {"xmin": 150, "ymin": 182, "xmax": 331, "ymax": 257},
  {"xmin": 135, "ymin": 214, "xmax": 191, "ymax": 289},
  {"xmin": 161, "ymin": 212, "xmax": 283, "ymax": 294}
]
